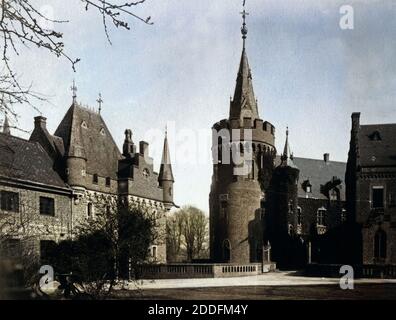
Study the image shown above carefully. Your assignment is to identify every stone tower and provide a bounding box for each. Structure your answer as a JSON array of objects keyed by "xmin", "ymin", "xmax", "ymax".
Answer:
[
  {"xmin": 209, "ymin": 5, "xmax": 276, "ymax": 264},
  {"xmin": 158, "ymin": 130, "xmax": 175, "ymax": 210},
  {"xmin": 266, "ymin": 128, "xmax": 300, "ymax": 267}
]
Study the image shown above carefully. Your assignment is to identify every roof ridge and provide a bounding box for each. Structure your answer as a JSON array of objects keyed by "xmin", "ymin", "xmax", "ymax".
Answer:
[{"xmin": 291, "ymin": 156, "xmax": 347, "ymax": 164}]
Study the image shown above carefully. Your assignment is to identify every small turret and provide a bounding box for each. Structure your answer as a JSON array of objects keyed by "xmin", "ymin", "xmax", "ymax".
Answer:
[
  {"xmin": 158, "ymin": 130, "xmax": 174, "ymax": 210},
  {"xmin": 65, "ymin": 105, "xmax": 87, "ymax": 189},
  {"xmin": 123, "ymin": 129, "xmax": 136, "ymax": 158}
]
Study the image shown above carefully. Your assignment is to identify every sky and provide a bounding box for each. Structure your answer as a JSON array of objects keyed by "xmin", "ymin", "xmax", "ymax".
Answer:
[{"xmin": 4, "ymin": 0, "xmax": 396, "ymax": 213}]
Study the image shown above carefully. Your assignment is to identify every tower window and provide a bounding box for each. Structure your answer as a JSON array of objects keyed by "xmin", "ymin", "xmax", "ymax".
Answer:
[
  {"xmin": 1, "ymin": 191, "xmax": 19, "ymax": 213},
  {"xmin": 87, "ymin": 202, "xmax": 94, "ymax": 218},
  {"xmin": 105, "ymin": 177, "xmax": 111, "ymax": 187},
  {"xmin": 40, "ymin": 197, "xmax": 55, "ymax": 216},
  {"xmin": 372, "ymin": 186, "xmax": 384, "ymax": 208},
  {"xmin": 93, "ymin": 174, "xmax": 98, "ymax": 184}
]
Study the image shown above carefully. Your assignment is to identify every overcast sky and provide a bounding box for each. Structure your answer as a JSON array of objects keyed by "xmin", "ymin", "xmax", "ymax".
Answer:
[{"xmin": 6, "ymin": 0, "xmax": 396, "ymax": 213}]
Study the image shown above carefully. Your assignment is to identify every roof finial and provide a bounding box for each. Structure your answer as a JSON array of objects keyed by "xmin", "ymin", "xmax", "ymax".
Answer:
[
  {"xmin": 97, "ymin": 93, "xmax": 103, "ymax": 114},
  {"xmin": 71, "ymin": 80, "xmax": 77, "ymax": 104},
  {"xmin": 240, "ymin": 0, "xmax": 249, "ymax": 48}
]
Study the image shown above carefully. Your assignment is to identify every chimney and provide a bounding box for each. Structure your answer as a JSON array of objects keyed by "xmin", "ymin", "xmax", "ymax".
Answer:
[
  {"xmin": 139, "ymin": 141, "xmax": 149, "ymax": 157},
  {"xmin": 34, "ymin": 116, "xmax": 47, "ymax": 130},
  {"xmin": 324, "ymin": 153, "xmax": 330, "ymax": 163},
  {"xmin": 351, "ymin": 112, "xmax": 360, "ymax": 132}
]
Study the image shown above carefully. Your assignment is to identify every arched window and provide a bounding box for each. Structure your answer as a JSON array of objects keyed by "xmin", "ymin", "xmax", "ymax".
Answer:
[
  {"xmin": 223, "ymin": 239, "xmax": 231, "ymax": 263},
  {"xmin": 374, "ymin": 229, "xmax": 387, "ymax": 260}
]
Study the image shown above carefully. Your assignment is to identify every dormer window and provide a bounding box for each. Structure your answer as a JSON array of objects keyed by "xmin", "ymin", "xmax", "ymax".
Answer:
[
  {"xmin": 81, "ymin": 121, "xmax": 88, "ymax": 129},
  {"xmin": 302, "ymin": 180, "xmax": 312, "ymax": 193},
  {"xmin": 100, "ymin": 128, "xmax": 105, "ymax": 135}
]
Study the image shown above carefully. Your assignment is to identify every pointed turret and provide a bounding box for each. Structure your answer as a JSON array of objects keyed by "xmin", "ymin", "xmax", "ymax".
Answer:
[
  {"xmin": 229, "ymin": 8, "xmax": 259, "ymax": 121},
  {"xmin": 159, "ymin": 130, "xmax": 174, "ymax": 209},
  {"xmin": 2, "ymin": 114, "xmax": 10, "ymax": 135},
  {"xmin": 280, "ymin": 127, "xmax": 297, "ymax": 168}
]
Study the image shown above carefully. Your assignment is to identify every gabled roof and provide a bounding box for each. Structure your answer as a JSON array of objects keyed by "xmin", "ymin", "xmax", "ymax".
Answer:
[
  {"xmin": 275, "ymin": 156, "xmax": 346, "ymax": 200},
  {"xmin": 54, "ymin": 103, "xmax": 122, "ymax": 178},
  {"xmin": 0, "ymin": 133, "xmax": 67, "ymax": 188},
  {"xmin": 358, "ymin": 124, "xmax": 396, "ymax": 167}
]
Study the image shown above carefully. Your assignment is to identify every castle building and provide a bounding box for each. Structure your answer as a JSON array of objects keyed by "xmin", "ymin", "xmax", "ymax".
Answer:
[
  {"xmin": 0, "ymin": 94, "xmax": 175, "ymax": 265},
  {"xmin": 209, "ymin": 9, "xmax": 276, "ymax": 264},
  {"xmin": 346, "ymin": 112, "xmax": 396, "ymax": 265},
  {"xmin": 266, "ymin": 129, "xmax": 349, "ymax": 268}
]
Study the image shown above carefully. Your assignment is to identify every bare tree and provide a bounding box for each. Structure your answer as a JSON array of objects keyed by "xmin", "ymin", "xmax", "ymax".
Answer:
[
  {"xmin": 167, "ymin": 206, "xmax": 209, "ymax": 262},
  {"xmin": 0, "ymin": 0, "xmax": 153, "ymax": 124},
  {"xmin": 166, "ymin": 211, "xmax": 184, "ymax": 262}
]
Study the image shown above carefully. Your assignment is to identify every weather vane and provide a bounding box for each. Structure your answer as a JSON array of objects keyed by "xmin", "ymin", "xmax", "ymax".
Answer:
[
  {"xmin": 71, "ymin": 80, "xmax": 77, "ymax": 104},
  {"xmin": 240, "ymin": 0, "xmax": 249, "ymax": 48},
  {"xmin": 97, "ymin": 93, "xmax": 103, "ymax": 114}
]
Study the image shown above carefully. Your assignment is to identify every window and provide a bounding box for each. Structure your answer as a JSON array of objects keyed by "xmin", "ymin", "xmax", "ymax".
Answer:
[
  {"xmin": 81, "ymin": 169, "xmax": 86, "ymax": 177},
  {"xmin": 169, "ymin": 187, "xmax": 172, "ymax": 196},
  {"xmin": 105, "ymin": 177, "xmax": 111, "ymax": 187},
  {"xmin": 297, "ymin": 207, "xmax": 302, "ymax": 225},
  {"xmin": 81, "ymin": 121, "xmax": 88, "ymax": 129},
  {"xmin": 317, "ymin": 208, "xmax": 326, "ymax": 226},
  {"xmin": 93, "ymin": 174, "xmax": 98, "ymax": 184},
  {"xmin": 372, "ymin": 186, "xmax": 384, "ymax": 208},
  {"xmin": 1, "ymin": 191, "xmax": 19, "ymax": 212},
  {"xmin": 87, "ymin": 203, "xmax": 94, "ymax": 218},
  {"xmin": 100, "ymin": 128, "xmax": 105, "ymax": 135},
  {"xmin": 374, "ymin": 229, "xmax": 387, "ymax": 260},
  {"xmin": 330, "ymin": 189, "xmax": 338, "ymax": 201},
  {"xmin": 40, "ymin": 197, "xmax": 55, "ymax": 216},
  {"xmin": 151, "ymin": 246, "xmax": 157, "ymax": 259}
]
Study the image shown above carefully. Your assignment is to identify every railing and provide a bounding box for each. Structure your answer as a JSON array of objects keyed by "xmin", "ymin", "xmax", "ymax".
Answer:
[{"xmin": 134, "ymin": 263, "xmax": 265, "ymax": 279}]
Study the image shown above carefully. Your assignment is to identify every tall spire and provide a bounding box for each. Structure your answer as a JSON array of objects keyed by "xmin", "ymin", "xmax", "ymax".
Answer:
[
  {"xmin": 230, "ymin": 0, "xmax": 259, "ymax": 121},
  {"xmin": 159, "ymin": 129, "xmax": 174, "ymax": 182},
  {"xmin": 2, "ymin": 113, "xmax": 10, "ymax": 135},
  {"xmin": 280, "ymin": 127, "xmax": 297, "ymax": 168}
]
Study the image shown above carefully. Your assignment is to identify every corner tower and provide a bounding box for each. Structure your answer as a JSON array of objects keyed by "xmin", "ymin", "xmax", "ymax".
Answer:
[{"xmin": 209, "ymin": 4, "xmax": 276, "ymax": 264}]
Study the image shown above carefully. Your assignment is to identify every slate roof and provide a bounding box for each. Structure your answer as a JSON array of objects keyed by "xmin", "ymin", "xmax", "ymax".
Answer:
[
  {"xmin": 0, "ymin": 133, "xmax": 68, "ymax": 188},
  {"xmin": 275, "ymin": 156, "xmax": 346, "ymax": 200},
  {"xmin": 230, "ymin": 48, "xmax": 259, "ymax": 120},
  {"xmin": 358, "ymin": 124, "xmax": 396, "ymax": 168},
  {"xmin": 54, "ymin": 103, "xmax": 122, "ymax": 179}
]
